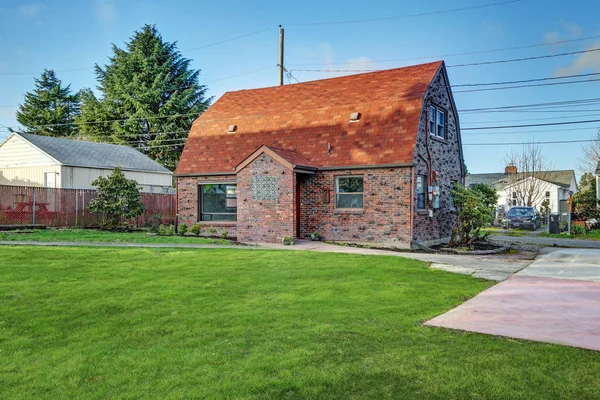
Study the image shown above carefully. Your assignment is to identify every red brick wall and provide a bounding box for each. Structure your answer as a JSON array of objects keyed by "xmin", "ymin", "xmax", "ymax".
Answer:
[
  {"xmin": 236, "ymin": 153, "xmax": 296, "ymax": 243},
  {"xmin": 299, "ymin": 168, "xmax": 412, "ymax": 246},
  {"xmin": 176, "ymin": 175, "xmax": 237, "ymax": 237}
]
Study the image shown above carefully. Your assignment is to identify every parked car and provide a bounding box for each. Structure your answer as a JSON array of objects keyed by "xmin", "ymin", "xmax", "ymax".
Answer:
[{"xmin": 502, "ymin": 207, "xmax": 541, "ymax": 230}]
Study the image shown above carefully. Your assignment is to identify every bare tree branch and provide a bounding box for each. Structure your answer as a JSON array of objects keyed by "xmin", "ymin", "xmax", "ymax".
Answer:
[{"xmin": 578, "ymin": 128, "xmax": 600, "ymax": 174}]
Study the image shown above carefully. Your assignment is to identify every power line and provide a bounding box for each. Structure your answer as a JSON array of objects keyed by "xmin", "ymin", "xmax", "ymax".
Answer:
[
  {"xmin": 447, "ymin": 47, "xmax": 600, "ymax": 68},
  {"xmin": 286, "ymin": 0, "xmax": 521, "ymax": 26},
  {"xmin": 454, "ymin": 72, "xmax": 600, "ymax": 87},
  {"xmin": 287, "ymin": 33, "xmax": 600, "ymax": 67},
  {"xmin": 461, "ymin": 113, "xmax": 600, "ymax": 126},
  {"xmin": 0, "ymin": 29, "xmax": 272, "ymax": 76},
  {"xmin": 462, "ymin": 126, "xmax": 598, "ymax": 135},
  {"xmin": 463, "ymin": 139, "xmax": 597, "ymax": 146},
  {"xmin": 459, "ymin": 97, "xmax": 600, "ymax": 113},
  {"xmin": 462, "ymin": 119, "xmax": 600, "ymax": 131}
]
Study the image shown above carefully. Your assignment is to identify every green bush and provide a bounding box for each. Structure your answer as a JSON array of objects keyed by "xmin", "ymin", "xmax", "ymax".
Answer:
[
  {"xmin": 208, "ymin": 226, "xmax": 217, "ymax": 237},
  {"xmin": 310, "ymin": 232, "xmax": 323, "ymax": 241},
  {"xmin": 571, "ymin": 224, "xmax": 586, "ymax": 236},
  {"xmin": 179, "ymin": 223, "xmax": 188, "ymax": 236},
  {"xmin": 158, "ymin": 224, "xmax": 175, "ymax": 236},
  {"xmin": 282, "ymin": 236, "xmax": 294, "ymax": 245},
  {"xmin": 191, "ymin": 223, "xmax": 201, "ymax": 237},
  {"xmin": 221, "ymin": 230, "xmax": 229, "ymax": 239}
]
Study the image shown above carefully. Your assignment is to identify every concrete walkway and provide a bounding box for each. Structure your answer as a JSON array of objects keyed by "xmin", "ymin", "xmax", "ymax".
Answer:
[
  {"xmin": 426, "ymin": 248, "xmax": 600, "ymax": 351},
  {"xmin": 0, "ymin": 239, "xmax": 536, "ymax": 281},
  {"xmin": 491, "ymin": 234, "xmax": 600, "ymax": 249}
]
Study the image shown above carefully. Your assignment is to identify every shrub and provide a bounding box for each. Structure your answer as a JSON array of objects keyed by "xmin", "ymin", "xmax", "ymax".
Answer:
[
  {"xmin": 221, "ymin": 230, "xmax": 229, "ymax": 239},
  {"xmin": 571, "ymin": 224, "xmax": 586, "ymax": 236},
  {"xmin": 208, "ymin": 226, "xmax": 217, "ymax": 237},
  {"xmin": 191, "ymin": 222, "xmax": 201, "ymax": 237},
  {"xmin": 310, "ymin": 232, "xmax": 323, "ymax": 241},
  {"xmin": 158, "ymin": 224, "xmax": 175, "ymax": 236},
  {"xmin": 179, "ymin": 223, "xmax": 188, "ymax": 236},
  {"xmin": 87, "ymin": 167, "xmax": 145, "ymax": 230},
  {"xmin": 450, "ymin": 183, "xmax": 499, "ymax": 248},
  {"xmin": 282, "ymin": 236, "xmax": 294, "ymax": 245}
]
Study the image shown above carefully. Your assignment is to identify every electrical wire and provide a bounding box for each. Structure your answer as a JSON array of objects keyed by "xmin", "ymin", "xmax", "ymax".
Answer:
[
  {"xmin": 463, "ymin": 139, "xmax": 597, "ymax": 146},
  {"xmin": 286, "ymin": 0, "xmax": 521, "ymax": 26},
  {"xmin": 462, "ymin": 119, "xmax": 600, "ymax": 131},
  {"xmin": 287, "ymin": 34, "xmax": 600, "ymax": 67}
]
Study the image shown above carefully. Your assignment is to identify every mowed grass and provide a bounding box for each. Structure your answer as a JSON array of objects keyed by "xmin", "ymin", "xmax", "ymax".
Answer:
[
  {"xmin": 1, "ymin": 247, "xmax": 599, "ymax": 399},
  {"xmin": 0, "ymin": 228, "xmax": 229, "ymax": 245},
  {"xmin": 542, "ymin": 229, "xmax": 600, "ymax": 241}
]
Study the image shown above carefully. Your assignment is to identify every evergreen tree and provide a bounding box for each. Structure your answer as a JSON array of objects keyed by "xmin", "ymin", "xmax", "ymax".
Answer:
[
  {"xmin": 77, "ymin": 24, "xmax": 211, "ymax": 170},
  {"xmin": 16, "ymin": 69, "xmax": 80, "ymax": 137}
]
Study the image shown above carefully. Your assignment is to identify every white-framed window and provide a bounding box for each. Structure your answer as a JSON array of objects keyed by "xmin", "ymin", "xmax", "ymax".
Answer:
[
  {"xmin": 416, "ymin": 175, "xmax": 426, "ymax": 209},
  {"xmin": 335, "ymin": 176, "xmax": 364, "ymax": 209},
  {"xmin": 428, "ymin": 104, "xmax": 447, "ymax": 139}
]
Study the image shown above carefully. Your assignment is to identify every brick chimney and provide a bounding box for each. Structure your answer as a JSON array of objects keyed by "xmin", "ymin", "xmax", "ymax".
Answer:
[{"xmin": 505, "ymin": 163, "xmax": 517, "ymax": 174}]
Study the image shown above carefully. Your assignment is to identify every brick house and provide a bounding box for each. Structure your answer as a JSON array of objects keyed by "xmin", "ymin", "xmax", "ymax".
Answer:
[{"xmin": 176, "ymin": 61, "xmax": 465, "ymax": 248}]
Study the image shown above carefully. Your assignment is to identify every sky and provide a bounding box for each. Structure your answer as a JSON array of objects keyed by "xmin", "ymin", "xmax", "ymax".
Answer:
[{"xmin": 1, "ymin": 0, "xmax": 600, "ymax": 177}]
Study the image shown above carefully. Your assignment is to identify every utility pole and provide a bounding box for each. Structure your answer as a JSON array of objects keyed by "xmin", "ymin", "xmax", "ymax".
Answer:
[{"xmin": 278, "ymin": 25, "xmax": 284, "ymax": 86}]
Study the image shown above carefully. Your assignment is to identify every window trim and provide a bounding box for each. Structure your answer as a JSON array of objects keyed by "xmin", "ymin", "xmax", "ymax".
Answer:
[
  {"xmin": 335, "ymin": 175, "xmax": 364, "ymax": 210},
  {"xmin": 198, "ymin": 182, "xmax": 237, "ymax": 222},
  {"xmin": 428, "ymin": 103, "xmax": 447, "ymax": 140}
]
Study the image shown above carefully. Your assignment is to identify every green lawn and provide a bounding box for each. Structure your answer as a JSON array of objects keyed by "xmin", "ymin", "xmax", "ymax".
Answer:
[
  {"xmin": 1, "ymin": 247, "xmax": 599, "ymax": 399},
  {"xmin": 481, "ymin": 227, "xmax": 528, "ymax": 237},
  {"xmin": 542, "ymin": 229, "xmax": 600, "ymax": 241},
  {"xmin": 0, "ymin": 228, "xmax": 230, "ymax": 245}
]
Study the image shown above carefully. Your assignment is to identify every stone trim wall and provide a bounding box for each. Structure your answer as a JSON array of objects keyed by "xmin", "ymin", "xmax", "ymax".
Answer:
[{"xmin": 412, "ymin": 67, "xmax": 463, "ymax": 243}]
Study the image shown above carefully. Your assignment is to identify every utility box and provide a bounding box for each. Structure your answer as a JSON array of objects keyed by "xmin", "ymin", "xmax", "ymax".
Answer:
[{"xmin": 549, "ymin": 213, "xmax": 561, "ymax": 234}]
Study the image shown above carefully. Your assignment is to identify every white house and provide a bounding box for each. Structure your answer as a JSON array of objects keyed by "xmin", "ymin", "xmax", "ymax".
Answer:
[
  {"xmin": 596, "ymin": 161, "xmax": 600, "ymax": 207},
  {"xmin": 0, "ymin": 132, "xmax": 173, "ymax": 193},
  {"xmin": 466, "ymin": 165, "xmax": 578, "ymax": 214}
]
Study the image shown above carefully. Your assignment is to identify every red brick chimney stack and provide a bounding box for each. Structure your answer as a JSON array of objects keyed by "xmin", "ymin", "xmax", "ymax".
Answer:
[{"xmin": 505, "ymin": 163, "xmax": 517, "ymax": 174}]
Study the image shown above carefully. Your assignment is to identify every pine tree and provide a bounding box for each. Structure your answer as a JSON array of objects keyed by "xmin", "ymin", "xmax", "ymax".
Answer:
[
  {"xmin": 77, "ymin": 24, "xmax": 211, "ymax": 170},
  {"xmin": 16, "ymin": 69, "xmax": 80, "ymax": 137}
]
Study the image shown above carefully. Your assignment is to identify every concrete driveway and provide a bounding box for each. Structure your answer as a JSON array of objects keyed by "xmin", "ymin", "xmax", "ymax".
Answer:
[{"xmin": 425, "ymin": 248, "xmax": 600, "ymax": 351}]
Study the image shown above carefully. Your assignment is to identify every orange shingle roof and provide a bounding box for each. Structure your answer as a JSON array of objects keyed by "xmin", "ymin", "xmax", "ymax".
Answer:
[{"xmin": 176, "ymin": 61, "xmax": 443, "ymax": 175}]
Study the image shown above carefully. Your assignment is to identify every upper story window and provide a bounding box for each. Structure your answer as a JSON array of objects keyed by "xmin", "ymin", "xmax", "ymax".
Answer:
[
  {"xmin": 428, "ymin": 104, "xmax": 447, "ymax": 140},
  {"xmin": 335, "ymin": 176, "xmax": 363, "ymax": 209}
]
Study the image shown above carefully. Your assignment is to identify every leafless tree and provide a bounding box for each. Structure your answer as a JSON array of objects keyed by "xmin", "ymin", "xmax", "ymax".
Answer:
[
  {"xmin": 578, "ymin": 129, "xmax": 600, "ymax": 174},
  {"xmin": 504, "ymin": 144, "xmax": 557, "ymax": 208}
]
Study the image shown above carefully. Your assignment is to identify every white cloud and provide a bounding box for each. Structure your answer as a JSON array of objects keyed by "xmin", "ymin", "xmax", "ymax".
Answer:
[
  {"xmin": 560, "ymin": 21, "xmax": 583, "ymax": 37},
  {"xmin": 544, "ymin": 21, "xmax": 583, "ymax": 44},
  {"xmin": 18, "ymin": 3, "xmax": 46, "ymax": 18},
  {"xmin": 555, "ymin": 41, "xmax": 600, "ymax": 77},
  {"xmin": 94, "ymin": 0, "xmax": 116, "ymax": 27}
]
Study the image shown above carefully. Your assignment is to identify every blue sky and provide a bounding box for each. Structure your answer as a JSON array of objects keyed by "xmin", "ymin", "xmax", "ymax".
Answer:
[{"xmin": 1, "ymin": 0, "xmax": 599, "ymax": 176}]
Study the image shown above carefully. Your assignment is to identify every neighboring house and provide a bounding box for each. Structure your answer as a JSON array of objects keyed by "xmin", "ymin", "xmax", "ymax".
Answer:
[
  {"xmin": 176, "ymin": 61, "xmax": 465, "ymax": 247},
  {"xmin": 466, "ymin": 165, "xmax": 578, "ymax": 214},
  {"xmin": 0, "ymin": 132, "xmax": 173, "ymax": 193}
]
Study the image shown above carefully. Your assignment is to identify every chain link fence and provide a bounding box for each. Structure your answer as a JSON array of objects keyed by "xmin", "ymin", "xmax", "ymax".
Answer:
[{"xmin": 0, "ymin": 185, "xmax": 175, "ymax": 228}]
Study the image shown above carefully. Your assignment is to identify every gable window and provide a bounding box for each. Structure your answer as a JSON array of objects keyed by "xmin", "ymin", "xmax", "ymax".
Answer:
[
  {"xmin": 416, "ymin": 175, "xmax": 426, "ymax": 209},
  {"xmin": 199, "ymin": 183, "xmax": 237, "ymax": 221},
  {"xmin": 545, "ymin": 191, "xmax": 550, "ymax": 198},
  {"xmin": 335, "ymin": 176, "xmax": 363, "ymax": 209},
  {"xmin": 428, "ymin": 104, "xmax": 447, "ymax": 139}
]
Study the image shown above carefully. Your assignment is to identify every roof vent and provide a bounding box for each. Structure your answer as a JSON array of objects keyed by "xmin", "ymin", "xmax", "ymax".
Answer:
[
  {"xmin": 227, "ymin": 125, "xmax": 237, "ymax": 134},
  {"xmin": 349, "ymin": 112, "xmax": 361, "ymax": 122}
]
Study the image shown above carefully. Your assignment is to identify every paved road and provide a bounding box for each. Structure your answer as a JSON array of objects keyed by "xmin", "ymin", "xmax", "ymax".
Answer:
[
  {"xmin": 426, "ymin": 248, "xmax": 600, "ymax": 351},
  {"xmin": 491, "ymin": 234, "xmax": 600, "ymax": 249}
]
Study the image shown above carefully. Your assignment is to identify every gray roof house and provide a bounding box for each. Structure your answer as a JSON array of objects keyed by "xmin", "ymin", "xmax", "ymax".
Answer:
[
  {"xmin": 466, "ymin": 164, "xmax": 578, "ymax": 213},
  {"xmin": 0, "ymin": 132, "xmax": 173, "ymax": 193}
]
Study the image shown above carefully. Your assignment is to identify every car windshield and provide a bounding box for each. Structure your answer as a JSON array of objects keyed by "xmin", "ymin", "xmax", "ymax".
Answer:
[{"xmin": 508, "ymin": 208, "xmax": 534, "ymax": 217}]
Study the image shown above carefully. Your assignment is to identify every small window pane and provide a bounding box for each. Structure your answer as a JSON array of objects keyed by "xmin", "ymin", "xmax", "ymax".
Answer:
[
  {"xmin": 428, "ymin": 106, "xmax": 436, "ymax": 135},
  {"xmin": 336, "ymin": 194, "xmax": 364, "ymax": 208},
  {"xmin": 338, "ymin": 177, "xmax": 363, "ymax": 193},
  {"xmin": 437, "ymin": 110, "xmax": 445, "ymax": 138},
  {"xmin": 416, "ymin": 176, "xmax": 426, "ymax": 209}
]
